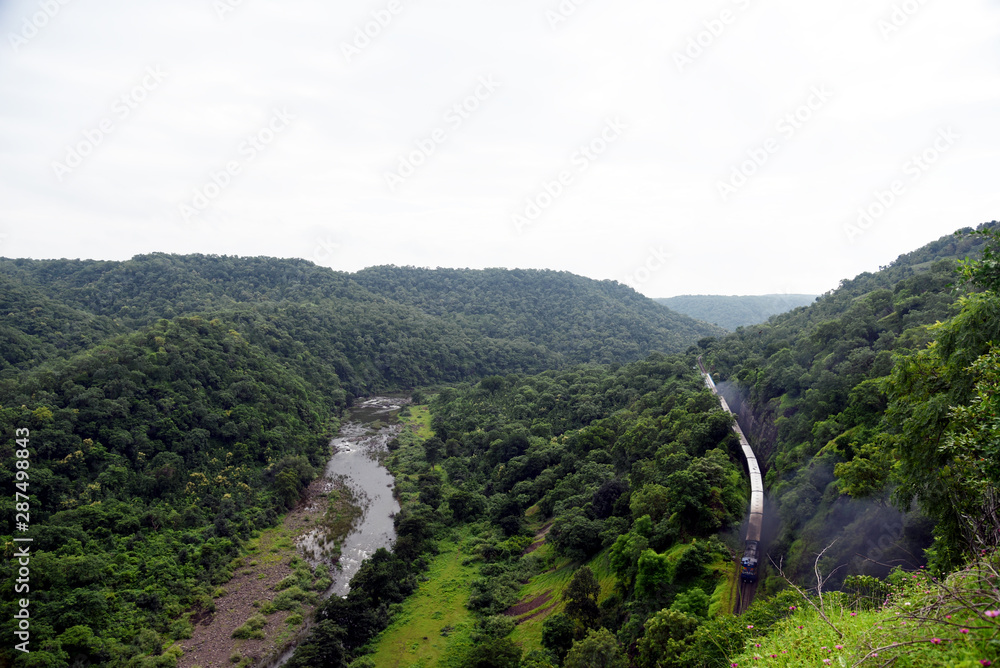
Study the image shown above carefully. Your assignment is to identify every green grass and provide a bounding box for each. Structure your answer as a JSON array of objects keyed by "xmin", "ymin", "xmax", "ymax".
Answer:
[
  {"xmin": 365, "ymin": 530, "xmax": 480, "ymax": 668},
  {"xmin": 401, "ymin": 404, "xmax": 434, "ymax": 440},
  {"xmin": 509, "ymin": 533, "xmax": 618, "ymax": 655},
  {"xmin": 728, "ymin": 569, "xmax": 1000, "ymax": 667},
  {"xmin": 708, "ymin": 557, "xmax": 738, "ymax": 617}
]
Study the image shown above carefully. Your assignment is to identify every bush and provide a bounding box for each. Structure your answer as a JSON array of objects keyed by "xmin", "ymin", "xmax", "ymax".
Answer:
[{"xmin": 231, "ymin": 613, "xmax": 267, "ymax": 640}]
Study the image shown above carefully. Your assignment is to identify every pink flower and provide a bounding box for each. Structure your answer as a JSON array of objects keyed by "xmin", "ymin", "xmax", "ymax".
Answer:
[
  {"xmin": 850, "ymin": 612, "xmax": 857, "ymax": 616},
  {"xmin": 747, "ymin": 624, "xmax": 754, "ymax": 629},
  {"xmin": 797, "ymin": 625, "xmax": 804, "ymax": 629},
  {"xmin": 789, "ymin": 605, "xmax": 796, "ymax": 610},
  {"xmin": 981, "ymin": 661, "xmax": 992, "ymax": 667},
  {"xmin": 931, "ymin": 638, "xmax": 942, "ymax": 644},
  {"xmin": 986, "ymin": 610, "xmax": 1000, "ymax": 618},
  {"xmin": 835, "ymin": 645, "xmax": 843, "ymax": 650},
  {"xmin": 961, "ymin": 628, "xmax": 970, "ymax": 634},
  {"xmin": 731, "ymin": 663, "xmax": 738, "ymax": 667},
  {"xmin": 823, "ymin": 661, "xmax": 831, "ymax": 665}
]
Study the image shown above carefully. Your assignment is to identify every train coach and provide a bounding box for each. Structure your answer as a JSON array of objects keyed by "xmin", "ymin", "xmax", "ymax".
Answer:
[{"xmin": 697, "ymin": 357, "xmax": 765, "ymax": 585}]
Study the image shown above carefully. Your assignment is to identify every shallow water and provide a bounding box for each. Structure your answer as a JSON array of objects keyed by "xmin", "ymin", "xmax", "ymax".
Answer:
[{"xmin": 268, "ymin": 397, "xmax": 404, "ymax": 666}]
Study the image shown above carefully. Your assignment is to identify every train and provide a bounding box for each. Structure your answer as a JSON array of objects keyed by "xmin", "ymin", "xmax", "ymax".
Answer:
[{"xmin": 697, "ymin": 358, "xmax": 764, "ymax": 584}]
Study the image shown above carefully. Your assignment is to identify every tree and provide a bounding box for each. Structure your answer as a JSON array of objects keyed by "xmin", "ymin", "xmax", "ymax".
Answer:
[
  {"xmin": 563, "ymin": 566, "xmax": 600, "ymax": 630},
  {"xmin": 670, "ymin": 587, "xmax": 709, "ymax": 620},
  {"xmin": 563, "ymin": 628, "xmax": 625, "ymax": 668},
  {"xmin": 637, "ymin": 608, "xmax": 700, "ymax": 668},
  {"xmin": 541, "ymin": 613, "xmax": 576, "ymax": 663},
  {"xmin": 466, "ymin": 637, "xmax": 522, "ymax": 668},
  {"xmin": 423, "ymin": 436, "xmax": 445, "ymax": 467}
]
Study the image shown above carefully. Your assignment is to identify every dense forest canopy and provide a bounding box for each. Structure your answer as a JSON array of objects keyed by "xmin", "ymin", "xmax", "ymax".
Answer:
[
  {"xmin": 0, "ymin": 255, "xmax": 720, "ymax": 666},
  {"xmin": 701, "ymin": 222, "xmax": 999, "ymax": 580}
]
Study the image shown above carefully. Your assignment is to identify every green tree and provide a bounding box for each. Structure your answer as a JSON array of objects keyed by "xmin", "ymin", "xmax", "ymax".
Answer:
[
  {"xmin": 563, "ymin": 628, "xmax": 625, "ymax": 668},
  {"xmin": 541, "ymin": 613, "xmax": 576, "ymax": 663},
  {"xmin": 637, "ymin": 608, "xmax": 700, "ymax": 668},
  {"xmin": 466, "ymin": 637, "xmax": 522, "ymax": 668},
  {"xmin": 424, "ymin": 436, "xmax": 445, "ymax": 467},
  {"xmin": 562, "ymin": 566, "xmax": 601, "ymax": 630}
]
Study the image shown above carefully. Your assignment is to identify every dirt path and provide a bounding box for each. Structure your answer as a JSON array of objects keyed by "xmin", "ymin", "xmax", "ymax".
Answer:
[{"xmin": 178, "ymin": 477, "xmax": 333, "ymax": 667}]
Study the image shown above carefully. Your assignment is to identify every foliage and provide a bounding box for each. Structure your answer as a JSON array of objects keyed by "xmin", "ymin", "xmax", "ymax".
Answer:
[
  {"xmin": 563, "ymin": 627, "xmax": 626, "ymax": 668},
  {"xmin": 701, "ymin": 222, "xmax": 1000, "ymax": 582},
  {"xmin": 563, "ymin": 566, "xmax": 601, "ymax": 631}
]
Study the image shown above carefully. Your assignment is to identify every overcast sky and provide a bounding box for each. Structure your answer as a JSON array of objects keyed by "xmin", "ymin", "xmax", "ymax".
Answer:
[{"xmin": 1, "ymin": 0, "xmax": 998, "ymax": 297}]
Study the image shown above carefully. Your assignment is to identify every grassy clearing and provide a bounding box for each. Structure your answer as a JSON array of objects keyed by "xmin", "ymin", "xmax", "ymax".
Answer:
[
  {"xmin": 364, "ymin": 530, "xmax": 479, "ymax": 668},
  {"xmin": 509, "ymin": 537, "xmax": 618, "ymax": 654},
  {"xmin": 401, "ymin": 403, "xmax": 434, "ymax": 440}
]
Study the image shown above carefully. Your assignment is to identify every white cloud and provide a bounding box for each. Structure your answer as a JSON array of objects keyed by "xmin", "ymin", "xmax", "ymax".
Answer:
[{"xmin": 0, "ymin": 0, "xmax": 997, "ymax": 296}]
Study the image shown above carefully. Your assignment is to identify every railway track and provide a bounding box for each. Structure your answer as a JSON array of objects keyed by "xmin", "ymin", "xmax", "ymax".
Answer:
[{"xmin": 697, "ymin": 356, "xmax": 764, "ymax": 615}]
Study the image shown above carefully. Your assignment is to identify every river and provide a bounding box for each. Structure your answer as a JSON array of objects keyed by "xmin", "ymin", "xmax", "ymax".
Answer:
[{"xmin": 266, "ymin": 396, "xmax": 403, "ymax": 666}]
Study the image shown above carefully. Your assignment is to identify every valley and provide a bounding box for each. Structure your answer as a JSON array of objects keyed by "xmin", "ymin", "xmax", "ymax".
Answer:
[{"xmin": 1, "ymin": 223, "xmax": 1000, "ymax": 667}]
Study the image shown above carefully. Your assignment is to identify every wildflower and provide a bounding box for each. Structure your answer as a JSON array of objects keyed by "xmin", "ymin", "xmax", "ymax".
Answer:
[
  {"xmin": 980, "ymin": 661, "xmax": 991, "ymax": 667},
  {"xmin": 835, "ymin": 645, "xmax": 843, "ymax": 650},
  {"xmin": 747, "ymin": 624, "xmax": 754, "ymax": 629},
  {"xmin": 961, "ymin": 628, "xmax": 970, "ymax": 634},
  {"xmin": 823, "ymin": 661, "xmax": 831, "ymax": 665},
  {"xmin": 850, "ymin": 612, "xmax": 857, "ymax": 616},
  {"xmin": 789, "ymin": 605, "xmax": 796, "ymax": 610},
  {"xmin": 931, "ymin": 638, "xmax": 942, "ymax": 644},
  {"xmin": 754, "ymin": 643, "xmax": 761, "ymax": 648},
  {"xmin": 769, "ymin": 654, "xmax": 777, "ymax": 658},
  {"xmin": 986, "ymin": 610, "xmax": 1000, "ymax": 618},
  {"xmin": 946, "ymin": 615, "xmax": 952, "ymax": 619},
  {"xmin": 797, "ymin": 625, "xmax": 804, "ymax": 629},
  {"xmin": 730, "ymin": 663, "xmax": 738, "ymax": 667}
]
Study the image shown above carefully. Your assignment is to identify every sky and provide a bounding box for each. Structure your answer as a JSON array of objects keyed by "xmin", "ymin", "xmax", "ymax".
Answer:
[{"xmin": 1, "ymin": 0, "xmax": 998, "ymax": 297}]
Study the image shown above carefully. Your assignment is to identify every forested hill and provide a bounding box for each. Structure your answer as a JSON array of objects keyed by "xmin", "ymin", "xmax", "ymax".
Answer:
[
  {"xmin": 655, "ymin": 294, "xmax": 816, "ymax": 331},
  {"xmin": 351, "ymin": 266, "xmax": 725, "ymax": 363},
  {"xmin": 0, "ymin": 255, "xmax": 719, "ymax": 392},
  {"xmin": 700, "ymin": 221, "xmax": 999, "ymax": 582}
]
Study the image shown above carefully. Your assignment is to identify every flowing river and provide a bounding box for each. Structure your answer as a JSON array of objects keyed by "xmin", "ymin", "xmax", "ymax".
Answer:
[{"xmin": 266, "ymin": 397, "xmax": 403, "ymax": 666}]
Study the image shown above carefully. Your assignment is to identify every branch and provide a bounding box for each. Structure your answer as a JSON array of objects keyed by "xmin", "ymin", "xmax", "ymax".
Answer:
[{"xmin": 769, "ymin": 552, "xmax": 844, "ymax": 639}]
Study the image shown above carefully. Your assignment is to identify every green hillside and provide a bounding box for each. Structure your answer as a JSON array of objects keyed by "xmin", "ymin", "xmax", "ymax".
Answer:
[
  {"xmin": 352, "ymin": 266, "xmax": 726, "ymax": 363},
  {"xmin": 654, "ymin": 294, "xmax": 817, "ymax": 331},
  {"xmin": 3, "ymin": 222, "xmax": 1000, "ymax": 668}
]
